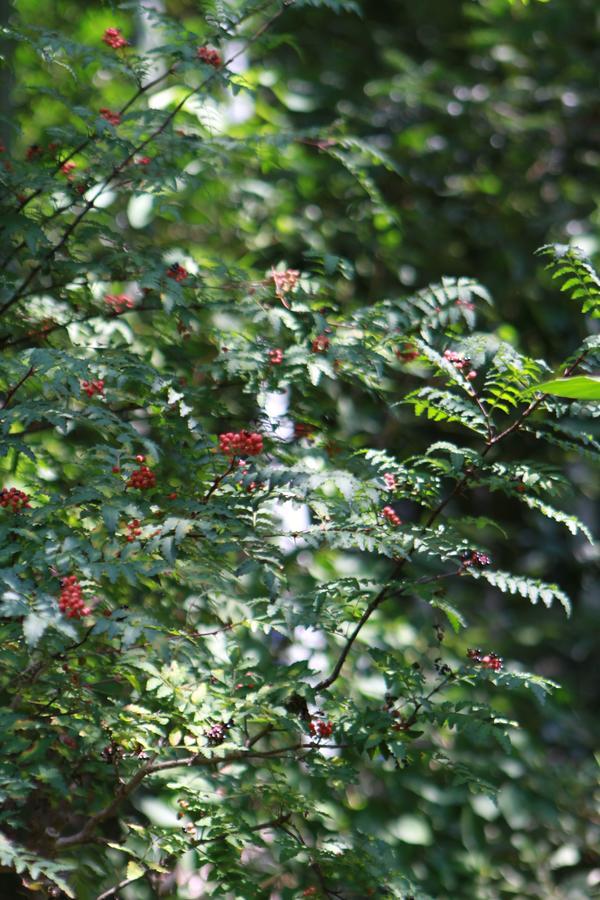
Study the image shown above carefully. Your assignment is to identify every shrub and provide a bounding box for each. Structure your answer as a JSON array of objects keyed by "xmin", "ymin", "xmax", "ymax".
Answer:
[{"xmin": 0, "ymin": 1, "xmax": 598, "ymax": 897}]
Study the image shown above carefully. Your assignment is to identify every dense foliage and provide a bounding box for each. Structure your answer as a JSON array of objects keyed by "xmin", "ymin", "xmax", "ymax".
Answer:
[{"xmin": 0, "ymin": 1, "xmax": 598, "ymax": 898}]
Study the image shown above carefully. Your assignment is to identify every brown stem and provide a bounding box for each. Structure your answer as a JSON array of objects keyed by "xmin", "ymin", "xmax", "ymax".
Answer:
[
  {"xmin": 1, "ymin": 365, "xmax": 35, "ymax": 409},
  {"xmin": 399, "ymin": 671, "xmax": 455, "ymax": 730},
  {"xmin": 246, "ymin": 724, "xmax": 274, "ymax": 748},
  {"xmin": 314, "ymin": 347, "xmax": 590, "ymax": 693},
  {"xmin": 55, "ymin": 742, "xmax": 305, "ymax": 848},
  {"xmin": 0, "ymin": 1, "xmax": 285, "ymax": 320},
  {"xmin": 197, "ymin": 812, "xmax": 291, "ymax": 846},
  {"xmin": 96, "ymin": 871, "xmax": 149, "ymax": 900},
  {"xmin": 11, "ymin": 68, "xmax": 176, "ymax": 225},
  {"xmin": 202, "ymin": 457, "xmax": 237, "ymax": 502}
]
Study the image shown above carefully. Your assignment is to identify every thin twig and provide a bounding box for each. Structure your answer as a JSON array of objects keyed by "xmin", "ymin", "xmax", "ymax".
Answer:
[
  {"xmin": 96, "ymin": 871, "xmax": 148, "ymax": 900},
  {"xmin": 55, "ymin": 742, "xmax": 308, "ymax": 848},
  {"xmin": 202, "ymin": 458, "xmax": 237, "ymax": 502},
  {"xmin": 196, "ymin": 812, "xmax": 291, "ymax": 846},
  {"xmin": 314, "ymin": 348, "xmax": 590, "ymax": 692},
  {"xmin": 1, "ymin": 365, "xmax": 36, "ymax": 409},
  {"xmin": 0, "ymin": 1, "xmax": 286, "ymax": 320}
]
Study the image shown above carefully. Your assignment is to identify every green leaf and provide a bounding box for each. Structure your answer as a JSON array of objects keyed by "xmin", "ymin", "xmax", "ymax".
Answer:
[
  {"xmin": 126, "ymin": 860, "xmax": 145, "ymax": 881},
  {"xmin": 469, "ymin": 569, "xmax": 572, "ymax": 616},
  {"xmin": 22, "ymin": 614, "xmax": 50, "ymax": 647},
  {"xmin": 534, "ymin": 375, "xmax": 600, "ymax": 401}
]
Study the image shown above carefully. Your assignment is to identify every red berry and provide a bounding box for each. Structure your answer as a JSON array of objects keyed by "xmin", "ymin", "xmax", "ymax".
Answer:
[
  {"xmin": 396, "ymin": 343, "xmax": 418, "ymax": 362},
  {"xmin": 99, "ymin": 108, "xmax": 121, "ymax": 126},
  {"xmin": 102, "ymin": 27, "xmax": 129, "ymax": 49},
  {"xmin": 197, "ymin": 45, "xmax": 222, "ymax": 68},
  {"xmin": 268, "ymin": 348, "xmax": 284, "ymax": 365},
  {"xmin": 311, "ymin": 334, "xmax": 329, "ymax": 353},
  {"xmin": 166, "ymin": 263, "xmax": 188, "ymax": 283},
  {"xmin": 0, "ymin": 487, "xmax": 31, "ymax": 512},
  {"xmin": 461, "ymin": 550, "xmax": 491, "ymax": 568},
  {"xmin": 467, "ymin": 648, "xmax": 503, "ymax": 672},
  {"xmin": 271, "ymin": 268, "xmax": 300, "ymax": 300},
  {"xmin": 81, "ymin": 379, "xmax": 105, "ymax": 398},
  {"xmin": 309, "ymin": 719, "xmax": 333, "ymax": 739},
  {"xmin": 58, "ymin": 575, "xmax": 90, "ymax": 620},
  {"xmin": 443, "ymin": 349, "xmax": 473, "ymax": 375},
  {"xmin": 382, "ymin": 505, "xmax": 402, "ymax": 527},
  {"xmin": 60, "ymin": 161, "xmax": 77, "ymax": 178},
  {"xmin": 218, "ymin": 430, "xmax": 263, "ymax": 457},
  {"xmin": 127, "ymin": 465, "xmax": 156, "ymax": 490},
  {"xmin": 26, "ymin": 144, "xmax": 43, "ymax": 161},
  {"xmin": 104, "ymin": 293, "xmax": 134, "ymax": 314},
  {"xmin": 294, "ymin": 422, "xmax": 315, "ymax": 440}
]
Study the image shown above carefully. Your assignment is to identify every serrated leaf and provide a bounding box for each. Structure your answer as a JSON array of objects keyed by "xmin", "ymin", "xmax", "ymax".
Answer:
[{"xmin": 469, "ymin": 569, "xmax": 571, "ymax": 616}]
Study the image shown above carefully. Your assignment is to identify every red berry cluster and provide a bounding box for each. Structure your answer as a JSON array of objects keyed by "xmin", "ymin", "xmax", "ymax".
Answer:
[
  {"xmin": 0, "ymin": 487, "xmax": 31, "ymax": 512},
  {"xmin": 218, "ymin": 431, "xmax": 263, "ymax": 457},
  {"xmin": 136, "ymin": 155, "xmax": 152, "ymax": 166},
  {"xmin": 396, "ymin": 342, "xmax": 419, "ymax": 362},
  {"xmin": 309, "ymin": 720, "xmax": 333, "ymax": 739},
  {"xmin": 59, "ymin": 576, "xmax": 91, "ymax": 619},
  {"xmin": 26, "ymin": 144, "xmax": 43, "ymax": 161},
  {"xmin": 461, "ymin": 550, "xmax": 491, "ymax": 568},
  {"xmin": 443, "ymin": 349, "xmax": 477, "ymax": 381},
  {"xmin": 205, "ymin": 721, "xmax": 231, "ymax": 746},
  {"xmin": 383, "ymin": 472, "xmax": 397, "ymax": 490},
  {"xmin": 127, "ymin": 456, "xmax": 156, "ymax": 490},
  {"xmin": 197, "ymin": 45, "xmax": 222, "ymax": 67},
  {"xmin": 104, "ymin": 292, "xmax": 134, "ymax": 314},
  {"xmin": 166, "ymin": 263, "xmax": 188, "ymax": 282},
  {"xmin": 294, "ymin": 422, "xmax": 315, "ymax": 440},
  {"xmin": 27, "ymin": 318, "xmax": 55, "ymax": 341},
  {"xmin": 268, "ymin": 348, "xmax": 284, "ymax": 365},
  {"xmin": 99, "ymin": 108, "xmax": 121, "ymax": 126},
  {"xmin": 391, "ymin": 717, "xmax": 411, "ymax": 733},
  {"xmin": 467, "ymin": 648, "xmax": 503, "ymax": 672},
  {"xmin": 382, "ymin": 505, "xmax": 402, "ymax": 527},
  {"xmin": 102, "ymin": 27, "xmax": 128, "ymax": 49},
  {"xmin": 236, "ymin": 459, "xmax": 261, "ymax": 493},
  {"xmin": 125, "ymin": 519, "xmax": 142, "ymax": 542},
  {"xmin": 81, "ymin": 379, "xmax": 105, "ymax": 398},
  {"xmin": 234, "ymin": 673, "xmax": 256, "ymax": 690},
  {"xmin": 311, "ymin": 334, "xmax": 330, "ymax": 353},
  {"xmin": 61, "ymin": 161, "xmax": 77, "ymax": 179},
  {"xmin": 271, "ymin": 268, "xmax": 300, "ymax": 299}
]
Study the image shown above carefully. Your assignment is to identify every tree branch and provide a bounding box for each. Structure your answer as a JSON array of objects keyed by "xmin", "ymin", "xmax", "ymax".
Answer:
[
  {"xmin": 0, "ymin": 1, "xmax": 287, "ymax": 321},
  {"xmin": 314, "ymin": 348, "xmax": 590, "ymax": 692},
  {"xmin": 55, "ymin": 742, "xmax": 306, "ymax": 848},
  {"xmin": 0, "ymin": 365, "xmax": 35, "ymax": 409},
  {"xmin": 96, "ymin": 871, "xmax": 149, "ymax": 900}
]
